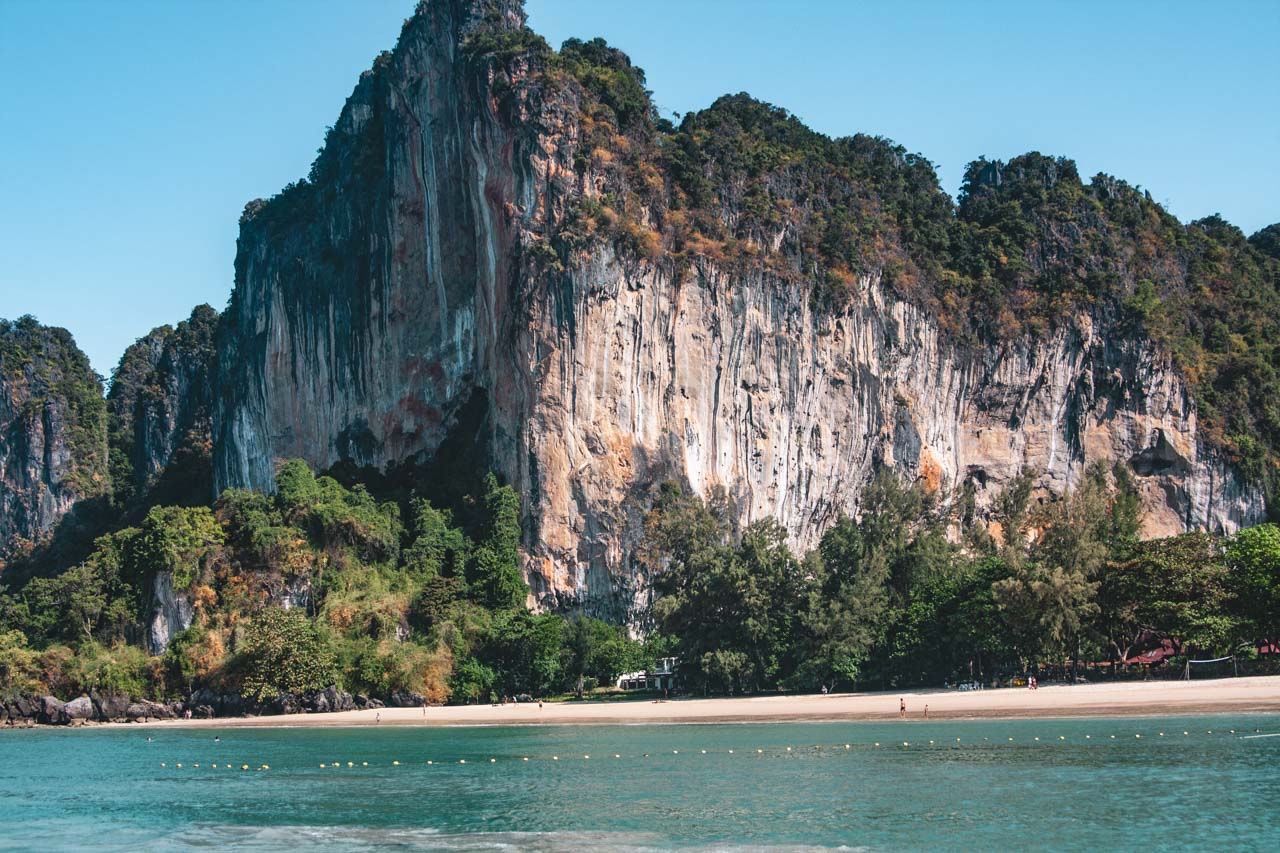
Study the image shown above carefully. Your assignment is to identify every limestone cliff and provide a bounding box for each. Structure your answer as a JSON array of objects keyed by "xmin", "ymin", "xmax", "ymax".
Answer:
[
  {"xmin": 107, "ymin": 305, "xmax": 218, "ymax": 509},
  {"xmin": 0, "ymin": 317, "xmax": 108, "ymax": 560},
  {"xmin": 213, "ymin": 0, "xmax": 1270, "ymax": 620}
]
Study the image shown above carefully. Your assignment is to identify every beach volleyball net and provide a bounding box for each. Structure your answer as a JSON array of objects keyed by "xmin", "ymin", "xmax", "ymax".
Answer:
[{"xmin": 1182, "ymin": 656, "xmax": 1238, "ymax": 680}]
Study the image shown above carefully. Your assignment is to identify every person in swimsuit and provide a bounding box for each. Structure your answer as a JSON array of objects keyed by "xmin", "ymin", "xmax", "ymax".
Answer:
[{"xmin": 899, "ymin": 698, "xmax": 906, "ymax": 719}]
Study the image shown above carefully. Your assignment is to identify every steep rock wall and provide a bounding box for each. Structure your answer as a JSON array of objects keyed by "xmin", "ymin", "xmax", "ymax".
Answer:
[
  {"xmin": 213, "ymin": 0, "xmax": 1266, "ymax": 621},
  {"xmin": 0, "ymin": 317, "xmax": 108, "ymax": 559},
  {"xmin": 107, "ymin": 305, "xmax": 218, "ymax": 508}
]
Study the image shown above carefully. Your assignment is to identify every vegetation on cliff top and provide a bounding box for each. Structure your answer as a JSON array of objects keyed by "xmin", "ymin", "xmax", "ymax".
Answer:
[{"xmin": 459, "ymin": 11, "xmax": 1280, "ymax": 486}]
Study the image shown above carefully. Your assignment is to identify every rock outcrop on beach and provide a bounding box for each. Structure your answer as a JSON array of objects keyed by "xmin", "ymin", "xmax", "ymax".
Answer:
[{"xmin": 209, "ymin": 0, "xmax": 1271, "ymax": 621}]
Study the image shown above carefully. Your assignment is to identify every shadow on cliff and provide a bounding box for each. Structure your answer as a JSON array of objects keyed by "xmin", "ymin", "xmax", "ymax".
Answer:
[
  {"xmin": 0, "ymin": 494, "xmax": 116, "ymax": 587},
  {"xmin": 324, "ymin": 388, "xmax": 496, "ymax": 537}
]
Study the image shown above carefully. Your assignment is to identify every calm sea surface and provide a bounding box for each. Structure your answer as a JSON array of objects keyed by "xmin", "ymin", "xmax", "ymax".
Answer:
[{"xmin": 1, "ymin": 715, "xmax": 1277, "ymax": 851}]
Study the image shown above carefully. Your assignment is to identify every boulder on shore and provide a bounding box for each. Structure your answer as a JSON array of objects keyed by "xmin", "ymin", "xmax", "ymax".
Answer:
[
  {"xmin": 125, "ymin": 701, "xmax": 173, "ymax": 721},
  {"xmin": 38, "ymin": 696, "xmax": 65, "ymax": 725},
  {"xmin": 91, "ymin": 692, "xmax": 131, "ymax": 722},
  {"xmin": 61, "ymin": 696, "xmax": 95, "ymax": 722},
  {"xmin": 389, "ymin": 690, "xmax": 425, "ymax": 708}
]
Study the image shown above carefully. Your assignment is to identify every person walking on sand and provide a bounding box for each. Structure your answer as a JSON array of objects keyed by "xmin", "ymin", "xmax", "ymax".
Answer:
[
  {"xmin": 376, "ymin": 712, "xmax": 381, "ymax": 724},
  {"xmin": 923, "ymin": 704, "xmax": 929, "ymax": 719},
  {"xmin": 899, "ymin": 698, "xmax": 906, "ymax": 719}
]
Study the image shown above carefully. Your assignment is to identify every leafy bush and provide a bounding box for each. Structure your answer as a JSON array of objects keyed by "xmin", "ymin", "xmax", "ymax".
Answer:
[{"xmin": 234, "ymin": 608, "xmax": 338, "ymax": 702}]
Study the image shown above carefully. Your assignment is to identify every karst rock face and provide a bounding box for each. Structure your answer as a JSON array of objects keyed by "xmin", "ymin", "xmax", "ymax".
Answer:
[
  {"xmin": 212, "ymin": 0, "xmax": 1264, "ymax": 620},
  {"xmin": 107, "ymin": 305, "xmax": 219, "ymax": 508},
  {"xmin": 0, "ymin": 318, "xmax": 108, "ymax": 559}
]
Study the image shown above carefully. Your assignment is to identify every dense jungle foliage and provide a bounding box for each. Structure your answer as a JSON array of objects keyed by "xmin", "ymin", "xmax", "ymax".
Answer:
[{"xmin": 2, "ymin": 458, "xmax": 1277, "ymax": 703}]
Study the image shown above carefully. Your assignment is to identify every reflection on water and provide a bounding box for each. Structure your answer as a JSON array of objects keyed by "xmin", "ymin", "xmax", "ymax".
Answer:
[{"xmin": 1, "ymin": 716, "xmax": 1277, "ymax": 850}]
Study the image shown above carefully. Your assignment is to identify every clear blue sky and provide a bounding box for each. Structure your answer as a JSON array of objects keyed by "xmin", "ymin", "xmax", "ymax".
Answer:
[{"xmin": 2, "ymin": 0, "xmax": 1277, "ymax": 376}]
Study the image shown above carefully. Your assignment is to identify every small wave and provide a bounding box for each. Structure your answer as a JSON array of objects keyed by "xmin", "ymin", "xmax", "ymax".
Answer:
[{"xmin": 177, "ymin": 824, "xmax": 865, "ymax": 852}]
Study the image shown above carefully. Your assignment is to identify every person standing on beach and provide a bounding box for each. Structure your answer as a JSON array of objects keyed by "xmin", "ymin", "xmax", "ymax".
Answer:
[
  {"xmin": 376, "ymin": 712, "xmax": 381, "ymax": 724},
  {"xmin": 899, "ymin": 698, "xmax": 906, "ymax": 719},
  {"xmin": 923, "ymin": 704, "xmax": 929, "ymax": 719}
]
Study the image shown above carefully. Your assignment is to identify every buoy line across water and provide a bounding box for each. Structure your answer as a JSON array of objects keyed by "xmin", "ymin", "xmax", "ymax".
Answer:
[{"xmin": 157, "ymin": 727, "xmax": 1272, "ymax": 771}]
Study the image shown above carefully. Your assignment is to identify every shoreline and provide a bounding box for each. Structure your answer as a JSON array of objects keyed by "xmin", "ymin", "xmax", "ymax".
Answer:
[{"xmin": 104, "ymin": 675, "xmax": 1280, "ymax": 729}]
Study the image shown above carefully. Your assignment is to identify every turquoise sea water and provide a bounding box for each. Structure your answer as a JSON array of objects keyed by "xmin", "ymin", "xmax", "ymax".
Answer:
[{"xmin": 1, "ymin": 716, "xmax": 1278, "ymax": 851}]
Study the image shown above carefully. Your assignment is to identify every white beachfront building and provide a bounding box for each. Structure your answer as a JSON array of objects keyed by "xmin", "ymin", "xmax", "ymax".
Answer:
[{"xmin": 615, "ymin": 657, "xmax": 678, "ymax": 691}]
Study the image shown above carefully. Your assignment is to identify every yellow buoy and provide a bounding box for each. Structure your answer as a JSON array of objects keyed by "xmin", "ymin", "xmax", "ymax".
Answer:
[
  {"xmin": 700, "ymin": 750, "xmax": 707, "ymax": 754},
  {"xmin": 177, "ymin": 763, "xmax": 183, "ymax": 768},
  {"xmin": 262, "ymin": 765, "xmax": 269, "ymax": 770},
  {"xmin": 427, "ymin": 760, "xmax": 433, "ymax": 765},
  {"xmin": 160, "ymin": 763, "xmax": 166, "ymax": 767},
  {"xmin": 874, "ymin": 742, "xmax": 880, "ymax": 747},
  {"xmin": 393, "ymin": 760, "xmax": 400, "ymax": 766},
  {"xmin": 241, "ymin": 765, "xmax": 248, "ymax": 770},
  {"xmin": 553, "ymin": 756, "xmax": 559, "ymax": 761},
  {"xmin": 320, "ymin": 763, "xmax": 326, "ymax": 768},
  {"xmin": 1059, "ymin": 736, "xmax": 1065, "ymax": 741},
  {"xmin": 458, "ymin": 759, "xmax": 465, "ymax": 764},
  {"xmin": 728, "ymin": 750, "xmax": 734, "ymax": 754},
  {"xmin": 614, "ymin": 754, "xmax": 621, "ymax": 758},
  {"xmin": 490, "ymin": 758, "xmax": 496, "ymax": 763},
  {"xmin": 1034, "ymin": 737, "xmax": 1039, "ymax": 741},
  {"xmin": 522, "ymin": 757, "xmax": 529, "ymax": 762},
  {"xmin": 347, "ymin": 762, "xmax": 353, "ymax": 767},
  {"xmin": 362, "ymin": 762, "xmax": 368, "ymax": 766}
]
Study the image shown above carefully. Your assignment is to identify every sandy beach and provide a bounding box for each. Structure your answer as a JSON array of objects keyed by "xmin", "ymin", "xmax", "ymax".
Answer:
[{"xmin": 133, "ymin": 675, "xmax": 1280, "ymax": 728}]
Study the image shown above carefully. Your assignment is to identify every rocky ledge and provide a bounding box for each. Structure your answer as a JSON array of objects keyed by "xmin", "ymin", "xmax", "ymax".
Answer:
[{"xmin": 0, "ymin": 685, "xmax": 413, "ymax": 727}]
